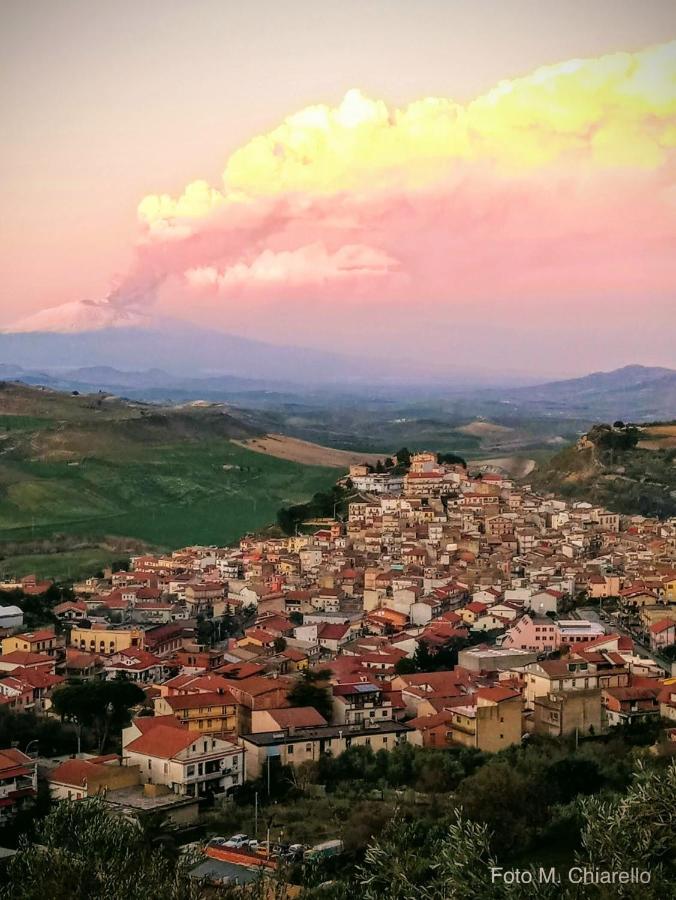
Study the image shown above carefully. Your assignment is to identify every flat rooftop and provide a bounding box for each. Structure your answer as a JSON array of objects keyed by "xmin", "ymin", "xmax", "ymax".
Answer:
[{"xmin": 242, "ymin": 721, "xmax": 412, "ymax": 747}]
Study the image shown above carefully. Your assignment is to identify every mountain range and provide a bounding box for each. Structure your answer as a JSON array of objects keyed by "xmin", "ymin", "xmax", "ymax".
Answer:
[{"xmin": 0, "ymin": 326, "xmax": 674, "ymax": 421}]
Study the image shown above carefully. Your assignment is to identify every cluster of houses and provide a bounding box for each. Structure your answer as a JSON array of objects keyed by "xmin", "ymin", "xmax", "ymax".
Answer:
[{"xmin": 1, "ymin": 451, "xmax": 675, "ymax": 826}]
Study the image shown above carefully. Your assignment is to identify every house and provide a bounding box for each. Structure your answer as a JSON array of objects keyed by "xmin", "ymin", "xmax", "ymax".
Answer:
[
  {"xmin": 317, "ymin": 622, "xmax": 351, "ymax": 653},
  {"xmin": 241, "ymin": 720, "xmax": 412, "ymax": 779},
  {"xmin": 520, "ymin": 655, "xmax": 628, "ymax": 710},
  {"xmin": 0, "ymin": 747, "xmax": 37, "ymax": 823},
  {"xmin": 122, "ymin": 717, "xmax": 244, "ymax": 798},
  {"xmin": 526, "ymin": 590, "xmax": 562, "ymax": 616},
  {"xmin": 250, "ymin": 707, "xmax": 327, "ymax": 732},
  {"xmin": 332, "ymin": 682, "xmax": 394, "ymax": 725},
  {"xmin": 154, "ymin": 690, "xmax": 238, "ymax": 736},
  {"xmin": 649, "ymin": 619, "xmax": 676, "ymax": 652},
  {"xmin": 48, "ymin": 755, "xmax": 141, "ymax": 801},
  {"xmin": 533, "ymin": 689, "xmax": 602, "ymax": 738},
  {"xmin": 0, "ymin": 676, "xmax": 34, "ymax": 712},
  {"xmin": 440, "ymin": 686, "xmax": 523, "ymax": 752},
  {"xmin": 406, "ymin": 710, "xmax": 456, "ymax": 748},
  {"xmin": 237, "ymin": 629, "xmax": 278, "ymax": 653},
  {"xmin": 603, "ymin": 685, "xmax": 662, "ymax": 726},
  {"xmin": 104, "ymin": 648, "xmax": 166, "ymax": 683},
  {"xmin": 64, "ymin": 648, "xmax": 105, "ymax": 680},
  {"xmin": 0, "ymin": 651, "xmax": 55, "ymax": 675},
  {"xmin": 53, "ymin": 600, "xmax": 88, "ymax": 622},
  {"xmin": 503, "ymin": 614, "xmax": 558, "ymax": 653},
  {"xmin": 1, "ymin": 629, "xmax": 60, "ymax": 657}
]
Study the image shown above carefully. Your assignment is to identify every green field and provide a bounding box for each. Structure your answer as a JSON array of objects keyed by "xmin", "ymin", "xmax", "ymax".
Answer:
[
  {"xmin": 0, "ymin": 548, "xmax": 127, "ymax": 582},
  {"xmin": 0, "ymin": 384, "xmax": 338, "ymax": 578},
  {"xmin": 0, "ymin": 441, "xmax": 335, "ymax": 545}
]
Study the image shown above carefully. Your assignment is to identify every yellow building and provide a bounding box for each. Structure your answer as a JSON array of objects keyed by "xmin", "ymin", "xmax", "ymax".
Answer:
[
  {"xmin": 640, "ymin": 605, "xmax": 676, "ymax": 630},
  {"xmin": 70, "ymin": 625, "xmax": 145, "ymax": 656},
  {"xmin": 663, "ymin": 578, "xmax": 676, "ymax": 603},
  {"xmin": 154, "ymin": 691, "xmax": 237, "ymax": 736},
  {"xmin": 2, "ymin": 628, "xmax": 60, "ymax": 657},
  {"xmin": 446, "ymin": 687, "xmax": 523, "ymax": 753}
]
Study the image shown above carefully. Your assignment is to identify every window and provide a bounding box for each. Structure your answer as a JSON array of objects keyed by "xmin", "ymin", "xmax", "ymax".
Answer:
[
  {"xmin": 148, "ymin": 760, "xmax": 152, "ymax": 770},
  {"xmin": 288, "ymin": 745, "xmax": 294, "ymax": 755},
  {"xmin": 186, "ymin": 765, "xmax": 195, "ymax": 777},
  {"xmin": 164, "ymin": 763, "xmax": 168, "ymax": 774}
]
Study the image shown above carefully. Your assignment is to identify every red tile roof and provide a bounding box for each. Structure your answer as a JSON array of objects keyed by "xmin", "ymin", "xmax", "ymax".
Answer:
[{"xmin": 124, "ymin": 724, "xmax": 199, "ymax": 758}]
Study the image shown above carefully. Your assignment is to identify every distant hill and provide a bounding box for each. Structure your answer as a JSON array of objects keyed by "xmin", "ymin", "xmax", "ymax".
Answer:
[
  {"xmin": 506, "ymin": 365, "xmax": 676, "ymax": 421},
  {"xmin": 0, "ymin": 383, "xmax": 337, "ymax": 577},
  {"xmin": 0, "ymin": 324, "xmax": 417, "ymax": 384},
  {"xmin": 533, "ymin": 421, "xmax": 676, "ymax": 518}
]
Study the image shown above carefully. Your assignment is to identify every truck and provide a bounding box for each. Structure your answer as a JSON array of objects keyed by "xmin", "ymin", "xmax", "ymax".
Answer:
[{"xmin": 303, "ymin": 840, "xmax": 344, "ymax": 862}]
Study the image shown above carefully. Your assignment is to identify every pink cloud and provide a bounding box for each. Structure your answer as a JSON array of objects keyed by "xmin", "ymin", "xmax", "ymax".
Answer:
[{"xmin": 186, "ymin": 242, "xmax": 400, "ymax": 293}]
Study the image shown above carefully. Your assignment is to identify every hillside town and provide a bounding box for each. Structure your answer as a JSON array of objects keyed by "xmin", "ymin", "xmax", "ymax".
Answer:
[{"xmin": 1, "ymin": 451, "xmax": 675, "ymax": 883}]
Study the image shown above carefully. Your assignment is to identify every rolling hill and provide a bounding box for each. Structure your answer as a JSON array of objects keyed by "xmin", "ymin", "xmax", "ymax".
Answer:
[
  {"xmin": 533, "ymin": 421, "xmax": 676, "ymax": 518},
  {"xmin": 0, "ymin": 382, "xmax": 338, "ymax": 578},
  {"xmin": 505, "ymin": 365, "xmax": 676, "ymax": 421}
]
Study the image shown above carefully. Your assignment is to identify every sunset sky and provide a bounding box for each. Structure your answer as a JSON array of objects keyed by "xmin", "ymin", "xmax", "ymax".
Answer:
[{"xmin": 2, "ymin": 1, "xmax": 675, "ymax": 376}]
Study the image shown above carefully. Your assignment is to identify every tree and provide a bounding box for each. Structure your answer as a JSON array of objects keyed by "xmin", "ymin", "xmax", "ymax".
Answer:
[
  {"xmin": 577, "ymin": 758, "xmax": 676, "ymax": 893},
  {"xmin": 287, "ymin": 669, "xmax": 333, "ymax": 722},
  {"xmin": 395, "ymin": 447, "xmax": 411, "ymax": 469},
  {"xmin": 51, "ymin": 680, "xmax": 145, "ymax": 753},
  {"xmin": 1, "ymin": 798, "xmax": 206, "ymax": 900},
  {"xmin": 375, "ymin": 459, "xmax": 384, "ymax": 474},
  {"xmin": 384, "ymin": 457, "xmax": 394, "ymax": 469},
  {"xmin": 273, "ymin": 636, "xmax": 287, "ymax": 653},
  {"xmin": 357, "ymin": 813, "xmax": 520, "ymax": 900},
  {"xmin": 437, "ymin": 452, "xmax": 467, "ymax": 468},
  {"xmin": 393, "ymin": 656, "xmax": 416, "ymax": 675},
  {"xmin": 196, "ymin": 618, "xmax": 215, "ymax": 647}
]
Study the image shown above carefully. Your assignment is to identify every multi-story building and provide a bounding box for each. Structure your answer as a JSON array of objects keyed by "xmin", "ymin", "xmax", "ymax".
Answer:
[
  {"xmin": 154, "ymin": 690, "xmax": 237, "ymax": 736},
  {"xmin": 0, "ymin": 747, "xmax": 37, "ymax": 823},
  {"xmin": 331, "ymin": 681, "xmax": 394, "ymax": 725},
  {"xmin": 242, "ymin": 720, "xmax": 412, "ymax": 779},
  {"xmin": 70, "ymin": 625, "xmax": 145, "ymax": 656},
  {"xmin": 123, "ymin": 717, "xmax": 244, "ymax": 798}
]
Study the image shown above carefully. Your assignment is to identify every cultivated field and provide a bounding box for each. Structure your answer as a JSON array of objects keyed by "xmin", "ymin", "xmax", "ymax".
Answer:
[
  {"xmin": 638, "ymin": 423, "xmax": 676, "ymax": 450},
  {"xmin": 232, "ymin": 434, "xmax": 385, "ymax": 467},
  {"xmin": 456, "ymin": 420, "xmax": 514, "ymax": 438}
]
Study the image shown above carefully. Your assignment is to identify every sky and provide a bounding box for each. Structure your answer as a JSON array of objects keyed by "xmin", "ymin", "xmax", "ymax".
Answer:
[{"xmin": 1, "ymin": 0, "xmax": 675, "ymax": 377}]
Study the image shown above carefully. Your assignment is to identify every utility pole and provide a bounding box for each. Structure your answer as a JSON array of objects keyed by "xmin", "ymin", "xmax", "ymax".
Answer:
[{"xmin": 254, "ymin": 791, "xmax": 258, "ymax": 838}]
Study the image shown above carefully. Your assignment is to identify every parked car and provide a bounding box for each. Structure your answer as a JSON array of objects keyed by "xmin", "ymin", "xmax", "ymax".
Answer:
[
  {"xmin": 246, "ymin": 839, "xmax": 259, "ymax": 852},
  {"xmin": 207, "ymin": 837, "xmax": 227, "ymax": 847},
  {"xmin": 224, "ymin": 834, "xmax": 249, "ymax": 849}
]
